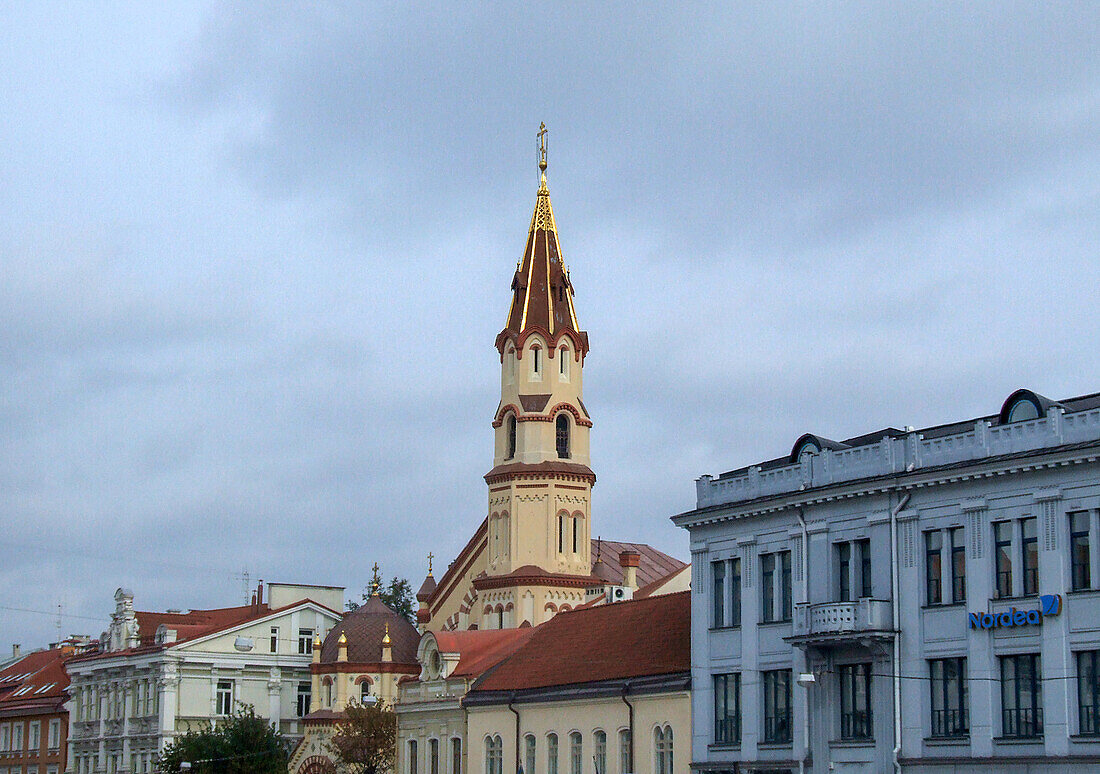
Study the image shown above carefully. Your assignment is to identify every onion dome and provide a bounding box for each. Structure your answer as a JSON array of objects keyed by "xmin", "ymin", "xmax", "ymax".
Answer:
[{"xmin": 319, "ymin": 595, "xmax": 420, "ymax": 665}]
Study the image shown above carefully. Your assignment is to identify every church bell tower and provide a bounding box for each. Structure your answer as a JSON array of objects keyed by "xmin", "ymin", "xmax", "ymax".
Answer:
[{"xmin": 483, "ymin": 124, "xmax": 595, "ymax": 605}]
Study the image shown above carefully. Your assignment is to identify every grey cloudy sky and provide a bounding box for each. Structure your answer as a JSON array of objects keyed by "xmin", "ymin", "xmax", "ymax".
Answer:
[{"xmin": 3, "ymin": 3, "xmax": 1099, "ymax": 649}]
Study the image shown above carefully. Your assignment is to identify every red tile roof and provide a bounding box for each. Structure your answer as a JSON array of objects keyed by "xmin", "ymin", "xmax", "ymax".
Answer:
[
  {"xmin": 430, "ymin": 628, "xmax": 537, "ymax": 678},
  {"xmin": 590, "ymin": 540, "xmax": 687, "ymax": 589},
  {"xmin": 0, "ymin": 647, "xmax": 76, "ymax": 716},
  {"xmin": 469, "ymin": 591, "xmax": 689, "ymax": 692}
]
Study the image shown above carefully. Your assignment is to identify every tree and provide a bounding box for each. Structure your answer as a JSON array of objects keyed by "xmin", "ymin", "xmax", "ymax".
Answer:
[
  {"xmin": 328, "ymin": 700, "xmax": 397, "ymax": 774},
  {"xmin": 379, "ymin": 577, "xmax": 415, "ymax": 624},
  {"xmin": 157, "ymin": 706, "xmax": 289, "ymax": 774}
]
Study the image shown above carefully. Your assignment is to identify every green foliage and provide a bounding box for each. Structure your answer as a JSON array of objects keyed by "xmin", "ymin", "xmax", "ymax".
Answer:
[
  {"xmin": 156, "ymin": 706, "xmax": 289, "ymax": 774},
  {"xmin": 379, "ymin": 577, "xmax": 415, "ymax": 624},
  {"xmin": 328, "ymin": 700, "xmax": 397, "ymax": 774}
]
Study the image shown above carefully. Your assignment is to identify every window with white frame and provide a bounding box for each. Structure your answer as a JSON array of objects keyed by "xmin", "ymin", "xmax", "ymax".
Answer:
[
  {"xmin": 298, "ymin": 628, "xmax": 314, "ymax": 654},
  {"xmin": 429, "ymin": 738, "xmax": 439, "ymax": 774},
  {"xmin": 270, "ymin": 627, "xmax": 279, "ymax": 653},
  {"xmin": 28, "ymin": 720, "xmax": 40, "ymax": 753},
  {"xmin": 451, "ymin": 738, "xmax": 462, "ymax": 774},
  {"xmin": 653, "ymin": 726, "xmax": 673, "ymax": 774},
  {"xmin": 568, "ymin": 732, "xmax": 582, "ymax": 774},
  {"xmin": 546, "ymin": 733, "xmax": 558, "ymax": 774},
  {"xmin": 617, "ymin": 729, "xmax": 631, "ymax": 774},
  {"xmin": 524, "ymin": 734, "xmax": 535, "ymax": 774},
  {"xmin": 297, "ymin": 682, "xmax": 311, "ymax": 717},
  {"xmin": 531, "ymin": 347, "xmax": 542, "ymax": 379},
  {"xmin": 409, "ymin": 740, "xmax": 418, "ymax": 774},
  {"xmin": 592, "ymin": 731, "xmax": 605, "ymax": 774},
  {"xmin": 558, "ymin": 347, "xmax": 569, "ymax": 380},
  {"xmin": 1, "ymin": 723, "xmax": 10, "ymax": 752},
  {"xmin": 215, "ymin": 680, "xmax": 234, "ymax": 716},
  {"xmin": 47, "ymin": 720, "xmax": 60, "ymax": 751},
  {"xmin": 485, "ymin": 736, "xmax": 502, "ymax": 774}
]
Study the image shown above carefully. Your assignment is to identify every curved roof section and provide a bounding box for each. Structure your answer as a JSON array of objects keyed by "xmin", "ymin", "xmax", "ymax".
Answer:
[
  {"xmin": 998, "ymin": 389, "xmax": 1064, "ymax": 424},
  {"xmin": 320, "ymin": 595, "xmax": 419, "ymax": 666},
  {"xmin": 789, "ymin": 433, "xmax": 851, "ymax": 462}
]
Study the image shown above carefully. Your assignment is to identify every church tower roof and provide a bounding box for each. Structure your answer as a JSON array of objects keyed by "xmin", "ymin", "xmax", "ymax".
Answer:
[{"xmin": 495, "ymin": 125, "xmax": 589, "ymax": 357}]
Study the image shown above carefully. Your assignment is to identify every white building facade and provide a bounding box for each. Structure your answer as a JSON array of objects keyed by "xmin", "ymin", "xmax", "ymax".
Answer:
[
  {"xmin": 65, "ymin": 584, "xmax": 343, "ymax": 774},
  {"xmin": 674, "ymin": 388, "xmax": 1100, "ymax": 773}
]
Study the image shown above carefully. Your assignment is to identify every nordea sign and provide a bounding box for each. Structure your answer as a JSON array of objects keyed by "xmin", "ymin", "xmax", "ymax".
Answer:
[{"xmin": 968, "ymin": 594, "xmax": 1062, "ymax": 630}]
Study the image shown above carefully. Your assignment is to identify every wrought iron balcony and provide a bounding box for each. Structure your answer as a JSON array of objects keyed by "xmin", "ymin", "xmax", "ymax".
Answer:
[{"xmin": 791, "ymin": 599, "xmax": 894, "ymax": 643}]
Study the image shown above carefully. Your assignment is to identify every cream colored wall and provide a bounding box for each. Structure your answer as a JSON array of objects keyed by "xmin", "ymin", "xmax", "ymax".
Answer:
[
  {"xmin": 267, "ymin": 583, "xmax": 343, "ymax": 613},
  {"xmin": 426, "ymin": 541, "xmax": 489, "ymax": 630},
  {"xmin": 181, "ymin": 608, "xmax": 336, "ymax": 655},
  {"xmin": 396, "ymin": 678, "xmax": 471, "ymax": 774},
  {"xmin": 466, "ymin": 691, "xmax": 689, "ymax": 774}
]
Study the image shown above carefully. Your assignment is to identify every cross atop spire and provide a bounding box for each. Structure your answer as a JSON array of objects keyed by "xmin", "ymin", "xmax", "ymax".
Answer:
[{"xmin": 537, "ymin": 122, "xmax": 548, "ymax": 174}]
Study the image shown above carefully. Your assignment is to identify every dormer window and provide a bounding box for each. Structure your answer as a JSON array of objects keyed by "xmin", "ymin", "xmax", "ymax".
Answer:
[
  {"xmin": 506, "ymin": 415, "xmax": 517, "ymax": 459},
  {"xmin": 1007, "ymin": 400, "xmax": 1040, "ymax": 423},
  {"xmin": 556, "ymin": 414, "xmax": 570, "ymax": 459}
]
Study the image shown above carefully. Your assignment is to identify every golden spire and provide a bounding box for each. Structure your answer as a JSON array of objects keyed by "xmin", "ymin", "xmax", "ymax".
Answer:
[
  {"xmin": 427, "ymin": 552, "xmax": 434, "ymax": 577},
  {"xmin": 382, "ymin": 622, "xmax": 391, "ymax": 645},
  {"xmin": 338, "ymin": 632, "xmax": 347, "ymax": 644},
  {"xmin": 370, "ymin": 562, "xmax": 382, "ymax": 596}
]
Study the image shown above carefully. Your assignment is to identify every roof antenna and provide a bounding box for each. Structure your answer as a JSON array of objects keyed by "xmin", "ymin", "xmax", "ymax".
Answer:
[{"xmin": 595, "ymin": 536, "xmax": 602, "ymax": 562}]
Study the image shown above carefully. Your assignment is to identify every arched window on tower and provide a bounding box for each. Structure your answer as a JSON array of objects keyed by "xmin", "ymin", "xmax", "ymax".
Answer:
[
  {"xmin": 507, "ymin": 415, "xmax": 517, "ymax": 459},
  {"xmin": 559, "ymin": 347, "xmax": 569, "ymax": 379},
  {"xmin": 531, "ymin": 346, "xmax": 542, "ymax": 378},
  {"xmin": 572, "ymin": 516, "xmax": 581, "ymax": 553},
  {"xmin": 558, "ymin": 514, "xmax": 565, "ymax": 554},
  {"xmin": 556, "ymin": 414, "xmax": 570, "ymax": 459}
]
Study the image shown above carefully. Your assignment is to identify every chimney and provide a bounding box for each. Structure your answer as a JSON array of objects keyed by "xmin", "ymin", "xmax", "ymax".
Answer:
[
  {"xmin": 257, "ymin": 580, "xmax": 264, "ymax": 606},
  {"xmin": 619, "ymin": 551, "xmax": 640, "ymax": 589},
  {"xmin": 12, "ymin": 644, "xmax": 21, "ymax": 659}
]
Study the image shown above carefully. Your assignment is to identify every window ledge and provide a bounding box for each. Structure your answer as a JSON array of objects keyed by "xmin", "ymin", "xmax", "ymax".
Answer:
[
  {"xmin": 921, "ymin": 602, "xmax": 966, "ymax": 610},
  {"xmin": 706, "ymin": 743, "xmax": 740, "ymax": 751},
  {"xmin": 1069, "ymin": 733, "xmax": 1100, "ymax": 742},
  {"xmin": 1066, "ymin": 589, "xmax": 1100, "ymax": 597},
  {"xmin": 708, "ymin": 625, "xmax": 741, "ymax": 632},
  {"xmin": 758, "ymin": 620, "xmax": 793, "ymax": 628},
  {"xmin": 992, "ymin": 735, "xmax": 1045, "ymax": 744},
  {"xmin": 923, "ymin": 736, "xmax": 970, "ymax": 745},
  {"xmin": 757, "ymin": 742, "xmax": 793, "ymax": 749},
  {"xmin": 992, "ymin": 594, "xmax": 1039, "ymax": 603},
  {"xmin": 829, "ymin": 739, "xmax": 875, "ymax": 748}
]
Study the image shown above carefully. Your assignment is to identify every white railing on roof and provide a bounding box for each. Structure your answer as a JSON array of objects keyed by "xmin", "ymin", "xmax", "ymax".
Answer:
[{"xmin": 697, "ymin": 405, "xmax": 1100, "ymax": 509}]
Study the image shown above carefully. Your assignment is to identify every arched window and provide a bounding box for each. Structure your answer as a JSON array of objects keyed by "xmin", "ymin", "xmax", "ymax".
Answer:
[
  {"xmin": 556, "ymin": 414, "xmax": 570, "ymax": 459},
  {"xmin": 559, "ymin": 347, "xmax": 569, "ymax": 379},
  {"xmin": 359, "ymin": 679, "xmax": 372, "ymax": 705},
  {"xmin": 558, "ymin": 513, "xmax": 566, "ymax": 554},
  {"xmin": 429, "ymin": 739, "xmax": 440, "ymax": 774},
  {"xmin": 532, "ymin": 346, "xmax": 542, "ymax": 378},
  {"xmin": 546, "ymin": 734, "xmax": 558, "ymax": 774},
  {"xmin": 653, "ymin": 726, "xmax": 673, "ymax": 774},
  {"xmin": 323, "ymin": 677, "xmax": 333, "ymax": 708},
  {"xmin": 524, "ymin": 734, "xmax": 536, "ymax": 774},
  {"xmin": 409, "ymin": 740, "xmax": 419, "ymax": 774},
  {"xmin": 618, "ymin": 730, "xmax": 632, "ymax": 774},
  {"xmin": 568, "ymin": 733, "xmax": 582, "ymax": 774},
  {"xmin": 507, "ymin": 415, "xmax": 517, "ymax": 459},
  {"xmin": 572, "ymin": 516, "xmax": 581, "ymax": 553},
  {"xmin": 485, "ymin": 736, "xmax": 503, "ymax": 774},
  {"xmin": 593, "ymin": 731, "xmax": 606, "ymax": 774},
  {"xmin": 451, "ymin": 738, "xmax": 462, "ymax": 774},
  {"xmin": 1008, "ymin": 399, "xmax": 1040, "ymax": 422},
  {"xmin": 505, "ymin": 348, "xmax": 515, "ymax": 385},
  {"xmin": 497, "ymin": 607, "xmax": 504, "ymax": 629}
]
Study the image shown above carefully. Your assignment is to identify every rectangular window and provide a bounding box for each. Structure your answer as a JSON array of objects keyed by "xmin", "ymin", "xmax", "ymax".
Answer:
[
  {"xmin": 780, "ymin": 551, "xmax": 792, "ymax": 620},
  {"xmin": 930, "ymin": 658, "xmax": 969, "ymax": 737},
  {"xmin": 950, "ymin": 527, "xmax": 966, "ymax": 603},
  {"xmin": 1001, "ymin": 653, "xmax": 1043, "ymax": 738},
  {"xmin": 761, "ymin": 553, "xmax": 776, "ymax": 622},
  {"xmin": 925, "ymin": 531, "xmax": 942, "ymax": 604},
  {"xmin": 451, "ymin": 738, "xmax": 462, "ymax": 774},
  {"xmin": 1071, "ymin": 512, "xmax": 1091, "ymax": 591},
  {"xmin": 28, "ymin": 722, "xmax": 40, "ymax": 753},
  {"xmin": 762, "ymin": 669, "xmax": 792, "ymax": 743},
  {"xmin": 12, "ymin": 723, "xmax": 22, "ymax": 752},
  {"xmin": 857, "ymin": 538, "xmax": 872, "ymax": 598},
  {"xmin": 1078, "ymin": 650, "xmax": 1100, "ymax": 735},
  {"xmin": 409, "ymin": 740, "xmax": 419, "ymax": 774},
  {"xmin": 712, "ymin": 560, "xmax": 726, "ymax": 627},
  {"xmin": 994, "ymin": 521, "xmax": 1013, "ymax": 598},
  {"xmin": 839, "ymin": 664, "xmax": 872, "ymax": 739},
  {"xmin": 215, "ymin": 680, "xmax": 234, "ymax": 716},
  {"xmin": 1021, "ymin": 517, "xmax": 1039, "ymax": 596},
  {"xmin": 837, "ymin": 542, "xmax": 851, "ymax": 602},
  {"xmin": 270, "ymin": 627, "xmax": 279, "ymax": 653},
  {"xmin": 1, "ymin": 723, "xmax": 9, "ymax": 752},
  {"xmin": 430, "ymin": 738, "xmax": 439, "ymax": 774},
  {"xmin": 298, "ymin": 628, "xmax": 314, "ymax": 654},
  {"xmin": 730, "ymin": 557, "xmax": 742, "ymax": 627},
  {"xmin": 713, "ymin": 673, "xmax": 741, "ymax": 745},
  {"xmin": 297, "ymin": 682, "xmax": 311, "ymax": 717}
]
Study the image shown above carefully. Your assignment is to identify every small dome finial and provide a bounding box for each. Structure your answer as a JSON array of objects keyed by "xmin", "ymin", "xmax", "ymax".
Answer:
[
  {"xmin": 427, "ymin": 552, "xmax": 434, "ymax": 577},
  {"xmin": 537, "ymin": 122, "xmax": 548, "ymax": 174},
  {"xmin": 382, "ymin": 622, "xmax": 391, "ymax": 645}
]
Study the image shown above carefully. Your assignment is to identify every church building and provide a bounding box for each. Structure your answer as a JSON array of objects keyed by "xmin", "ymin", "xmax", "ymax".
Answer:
[{"xmin": 415, "ymin": 130, "xmax": 687, "ymax": 635}]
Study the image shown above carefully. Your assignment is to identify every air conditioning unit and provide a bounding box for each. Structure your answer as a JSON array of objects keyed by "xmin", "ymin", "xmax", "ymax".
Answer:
[{"xmin": 608, "ymin": 586, "xmax": 633, "ymax": 602}]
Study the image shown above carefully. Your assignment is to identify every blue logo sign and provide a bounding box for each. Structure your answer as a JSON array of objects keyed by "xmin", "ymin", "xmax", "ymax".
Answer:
[{"xmin": 968, "ymin": 594, "xmax": 1062, "ymax": 630}]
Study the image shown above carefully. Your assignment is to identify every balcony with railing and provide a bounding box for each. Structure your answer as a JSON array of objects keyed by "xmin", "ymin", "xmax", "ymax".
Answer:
[{"xmin": 790, "ymin": 599, "xmax": 894, "ymax": 644}]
